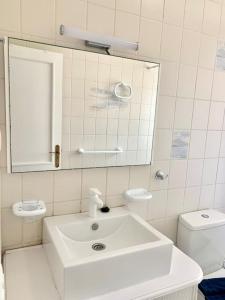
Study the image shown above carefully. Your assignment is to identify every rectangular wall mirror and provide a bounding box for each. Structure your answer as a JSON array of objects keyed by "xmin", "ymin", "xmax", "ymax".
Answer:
[{"xmin": 4, "ymin": 38, "xmax": 160, "ymax": 173}]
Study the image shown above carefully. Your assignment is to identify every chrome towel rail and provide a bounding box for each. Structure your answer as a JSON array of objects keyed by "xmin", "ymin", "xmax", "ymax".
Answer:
[{"xmin": 77, "ymin": 147, "xmax": 123, "ymax": 154}]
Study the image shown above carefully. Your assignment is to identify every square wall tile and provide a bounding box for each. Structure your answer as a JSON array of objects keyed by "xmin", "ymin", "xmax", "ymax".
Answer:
[
  {"xmin": 208, "ymin": 102, "xmax": 225, "ymax": 130},
  {"xmin": 129, "ymin": 165, "xmax": 150, "ymax": 189},
  {"xmin": 2, "ymin": 173, "xmax": 22, "ymax": 208},
  {"xmin": 22, "ymin": 172, "xmax": 53, "ymax": 203},
  {"xmin": 118, "ymin": 119, "xmax": 129, "ymax": 135},
  {"xmin": 22, "ymin": 219, "xmax": 42, "ymax": 245},
  {"xmin": 214, "ymin": 184, "xmax": 225, "ymax": 208},
  {"xmin": 106, "ymin": 166, "xmax": 129, "ymax": 196},
  {"xmin": 195, "ymin": 68, "xmax": 213, "ymax": 100},
  {"xmin": 169, "ymin": 160, "xmax": 187, "ymax": 188},
  {"xmin": 141, "ymin": 0, "xmax": 164, "ymax": 21},
  {"xmin": 63, "ymin": 78, "xmax": 72, "ymax": 99},
  {"xmin": 177, "ymin": 65, "xmax": 197, "ymax": 98},
  {"xmin": 199, "ymin": 35, "xmax": 217, "ymax": 69},
  {"xmin": 87, "ymin": 3, "xmax": 115, "ymax": 35},
  {"xmin": 2, "ymin": 208, "xmax": 22, "ymax": 249},
  {"xmin": 54, "ymin": 170, "xmax": 82, "ymax": 202},
  {"xmin": 163, "ymin": 217, "xmax": 178, "ymax": 243},
  {"xmin": 148, "ymin": 190, "xmax": 167, "ymax": 220},
  {"xmin": 202, "ymin": 0, "xmax": 221, "ymax": 36},
  {"xmin": 186, "ymin": 159, "xmax": 204, "ymax": 186},
  {"xmin": 184, "ymin": 0, "xmax": 205, "ymax": 31},
  {"xmin": 183, "ymin": 187, "xmax": 200, "ymax": 212},
  {"xmin": 84, "ymin": 117, "xmax": 96, "ymax": 135},
  {"xmin": 124, "ymin": 198, "xmax": 149, "ymax": 220},
  {"xmin": 212, "ymin": 72, "xmax": 225, "ymax": 101},
  {"xmin": 174, "ymin": 99, "xmax": 194, "ymax": 130},
  {"xmin": 0, "ymin": 0, "xmax": 20, "ymax": 32},
  {"xmin": 217, "ymin": 158, "xmax": 225, "ymax": 184},
  {"xmin": 205, "ymin": 131, "xmax": 221, "ymax": 158},
  {"xmin": 154, "ymin": 129, "xmax": 172, "ymax": 160},
  {"xmin": 72, "ymin": 79, "xmax": 85, "ymax": 99},
  {"xmin": 164, "ymin": 0, "xmax": 186, "ymax": 26},
  {"xmin": 180, "ymin": 30, "xmax": 200, "ymax": 66},
  {"xmin": 159, "ymin": 62, "xmax": 179, "ymax": 96},
  {"xmin": 166, "ymin": 189, "xmax": 185, "ymax": 217},
  {"xmin": 89, "ymin": 0, "xmax": 115, "ymax": 9},
  {"xmin": 106, "ymin": 195, "xmax": 124, "ymax": 208},
  {"xmin": 82, "ymin": 168, "xmax": 107, "ymax": 197},
  {"xmin": 21, "ymin": 0, "xmax": 55, "ymax": 38},
  {"xmin": 115, "ymin": 11, "xmax": 139, "ymax": 42},
  {"xmin": 189, "ymin": 130, "xmax": 207, "ymax": 159},
  {"xmin": 139, "ymin": 18, "xmax": 162, "ymax": 58},
  {"xmin": 53, "ymin": 200, "xmax": 81, "ymax": 216},
  {"xmin": 71, "ymin": 117, "xmax": 83, "ymax": 135},
  {"xmin": 202, "ymin": 158, "xmax": 218, "ymax": 185},
  {"xmin": 220, "ymin": 131, "xmax": 225, "ymax": 157},
  {"xmin": 56, "ymin": 0, "xmax": 87, "ymax": 38},
  {"xmin": 192, "ymin": 100, "xmax": 210, "ymax": 130},
  {"xmin": 116, "ymin": 0, "xmax": 141, "ymax": 15},
  {"xmin": 220, "ymin": 3, "xmax": 225, "ymax": 38},
  {"xmin": 156, "ymin": 96, "xmax": 176, "ymax": 129},
  {"xmin": 199, "ymin": 185, "xmax": 215, "ymax": 209},
  {"xmin": 160, "ymin": 24, "xmax": 182, "ymax": 62}
]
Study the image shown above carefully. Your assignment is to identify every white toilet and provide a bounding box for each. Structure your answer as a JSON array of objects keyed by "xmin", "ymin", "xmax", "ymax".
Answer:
[{"xmin": 177, "ymin": 209, "xmax": 225, "ymax": 300}]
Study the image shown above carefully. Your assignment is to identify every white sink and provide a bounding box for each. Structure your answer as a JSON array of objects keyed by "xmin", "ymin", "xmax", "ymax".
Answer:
[{"xmin": 43, "ymin": 207, "xmax": 173, "ymax": 300}]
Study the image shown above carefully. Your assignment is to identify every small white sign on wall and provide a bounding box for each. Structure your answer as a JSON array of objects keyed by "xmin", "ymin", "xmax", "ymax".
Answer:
[
  {"xmin": 216, "ymin": 41, "xmax": 225, "ymax": 71},
  {"xmin": 171, "ymin": 131, "xmax": 190, "ymax": 159}
]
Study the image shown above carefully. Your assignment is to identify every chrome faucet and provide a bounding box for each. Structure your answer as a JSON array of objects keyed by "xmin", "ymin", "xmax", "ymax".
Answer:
[{"xmin": 88, "ymin": 188, "xmax": 104, "ymax": 218}]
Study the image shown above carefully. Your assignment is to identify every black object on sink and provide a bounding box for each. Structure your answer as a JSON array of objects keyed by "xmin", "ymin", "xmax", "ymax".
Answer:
[{"xmin": 100, "ymin": 206, "xmax": 110, "ymax": 213}]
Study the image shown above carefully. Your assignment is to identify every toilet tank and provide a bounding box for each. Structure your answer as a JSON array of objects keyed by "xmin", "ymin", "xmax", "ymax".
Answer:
[{"xmin": 177, "ymin": 209, "xmax": 225, "ymax": 275}]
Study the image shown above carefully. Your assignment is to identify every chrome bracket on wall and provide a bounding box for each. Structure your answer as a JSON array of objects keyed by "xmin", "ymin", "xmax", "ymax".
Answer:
[{"xmin": 155, "ymin": 170, "xmax": 168, "ymax": 180}]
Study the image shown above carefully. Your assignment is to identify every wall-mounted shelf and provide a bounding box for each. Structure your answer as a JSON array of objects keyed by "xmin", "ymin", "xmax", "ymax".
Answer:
[{"xmin": 12, "ymin": 200, "xmax": 46, "ymax": 222}]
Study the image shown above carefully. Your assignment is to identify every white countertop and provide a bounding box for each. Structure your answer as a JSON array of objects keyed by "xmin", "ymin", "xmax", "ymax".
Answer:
[{"xmin": 4, "ymin": 245, "xmax": 202, "ymax": 300}]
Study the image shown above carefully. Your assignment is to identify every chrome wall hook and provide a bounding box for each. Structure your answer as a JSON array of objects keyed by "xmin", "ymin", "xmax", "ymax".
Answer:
[{"xmin": 155, "ymin": 170, "xmax": 168, "ymax": 180}]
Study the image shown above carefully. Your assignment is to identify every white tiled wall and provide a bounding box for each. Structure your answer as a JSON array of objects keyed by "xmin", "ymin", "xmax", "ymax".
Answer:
[{"xmin": 1, "ymin": 0, "xmax": 225, "ymax": 251}]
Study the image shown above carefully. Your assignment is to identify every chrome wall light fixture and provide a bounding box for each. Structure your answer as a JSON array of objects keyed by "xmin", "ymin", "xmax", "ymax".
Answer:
[{"xmin": 59, "ymin": 24, "xmax": 138, "ymax": 52}]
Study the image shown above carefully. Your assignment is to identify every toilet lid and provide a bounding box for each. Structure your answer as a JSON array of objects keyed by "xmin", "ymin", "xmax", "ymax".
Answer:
[{"xmin": 179, "ymin": 209, "xmax": 225, "ymax": 230}]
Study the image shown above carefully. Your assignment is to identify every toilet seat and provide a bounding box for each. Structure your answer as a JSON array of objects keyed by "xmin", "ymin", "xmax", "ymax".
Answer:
[{"xmin": 198, "ymin": 268, "xmax": 225, "ymax": 300}]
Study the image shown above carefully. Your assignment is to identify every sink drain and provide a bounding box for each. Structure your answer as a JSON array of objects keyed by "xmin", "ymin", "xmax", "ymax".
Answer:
[{"xmin": 92, "ymin": 242, "xmax": 106, "ymax": 251}]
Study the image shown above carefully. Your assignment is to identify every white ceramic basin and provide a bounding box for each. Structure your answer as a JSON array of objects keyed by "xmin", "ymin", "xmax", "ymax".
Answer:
[{"xmin": 43, "ymin": 208, "xmax": 173, "ymax": 300}]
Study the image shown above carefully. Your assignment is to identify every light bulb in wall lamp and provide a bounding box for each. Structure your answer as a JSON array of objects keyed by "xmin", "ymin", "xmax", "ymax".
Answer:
[{"xmin": 59, "ymin": 24, "xmax": 139, "ymax": 51}]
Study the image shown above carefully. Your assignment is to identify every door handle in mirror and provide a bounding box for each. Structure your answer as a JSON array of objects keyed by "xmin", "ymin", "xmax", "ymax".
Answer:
[{"xmin": 49, "ymin": 145, "xmax": 60, "ymax": 168}]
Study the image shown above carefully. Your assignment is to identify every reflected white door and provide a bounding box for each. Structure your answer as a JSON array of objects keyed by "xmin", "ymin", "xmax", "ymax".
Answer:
[{"xmin": 8, "ymin": 44, "xmax": 63, "ymax": 172}]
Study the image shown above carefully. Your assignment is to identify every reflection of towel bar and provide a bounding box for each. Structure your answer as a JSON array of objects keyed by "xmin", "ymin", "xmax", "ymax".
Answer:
[{"xmin": 77, "ymin": 147, "xmax": 123, "ymax": 154}]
